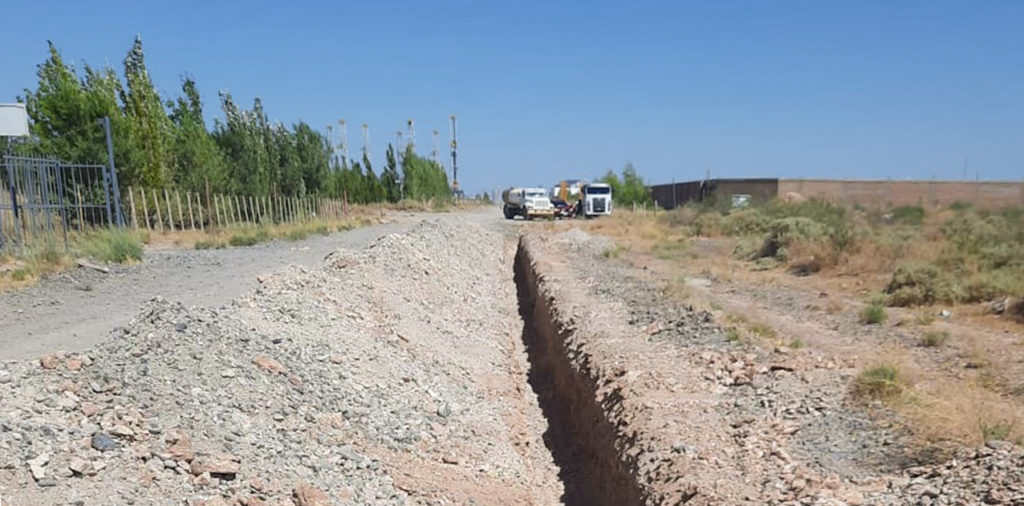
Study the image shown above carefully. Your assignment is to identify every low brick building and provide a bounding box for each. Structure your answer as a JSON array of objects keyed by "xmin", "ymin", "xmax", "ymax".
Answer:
[{"xmin": 650, "ymin": 178, "xmax": 1024, "ymax": 210}]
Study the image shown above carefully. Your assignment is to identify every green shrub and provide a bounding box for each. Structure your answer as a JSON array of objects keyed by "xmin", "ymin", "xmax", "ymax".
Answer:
[
  {"xmin": 980, "ymin": 419, "xmax": 1014, "ymax": 443},
  {"xmin": 692, "ymin": 213, "xmax": 723, "ymax": 236},
  {"xmin": 284, "ymin": 229, "xmax": 310, "ymax": 242},
  {"xmin": 11, "ymin": 268, "xmax": 29, "ymax": 281},
  {"xmin": 228, "ymin": 229, "xmax": 270, "ymax": 247},
  {"xmin": 890, "ymin": 205, "xmax": 925, "ymax": 226},
  {"xmin": 853, "ymin": 364, "xmax": 902, "ymax": 400},
  {"xmin": 885, "ymin": 264, "xmax": 963, "ymax": 306},
  {"xmin": 78, "ymin": 229, "xmax": 144, "ymax": 264},
  {"xmin": 760, "ymin": 217, "xmax": 828, "ymax": 260},
  {"xmin": 195, "ymin": 240, "xmax": 226, "ymax": 250},
  {"xmin": 721, "ymin": 208, "xmax": 770, "ymax": 236},
  {"xmin": 860, "ymin": 302, "xmax": 887, "ymax": 325},
  {"xmin": 920, "ymin": 330, "xmax": 950, "ymax": 347}
]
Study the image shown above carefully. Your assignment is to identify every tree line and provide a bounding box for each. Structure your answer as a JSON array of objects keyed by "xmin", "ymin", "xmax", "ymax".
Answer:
[{"xmin": 14, "ymin": 37, "xmax": 451, "ymax": 203}]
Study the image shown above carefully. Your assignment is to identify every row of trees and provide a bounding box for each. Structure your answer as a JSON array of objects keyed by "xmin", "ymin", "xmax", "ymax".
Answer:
[{"xmin": 16, "ymin": 38, "xmax": 451, "ymax": 203}]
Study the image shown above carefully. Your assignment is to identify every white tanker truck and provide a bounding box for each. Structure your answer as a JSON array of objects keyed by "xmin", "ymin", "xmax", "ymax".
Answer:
[{"xmin": 501, "ymin": 187, "xmax": 555, "ymax": 220}]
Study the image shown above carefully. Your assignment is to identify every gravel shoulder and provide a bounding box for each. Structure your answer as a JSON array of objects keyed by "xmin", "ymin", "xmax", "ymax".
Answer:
[{"xmin": 0, "ymin": 214, "xmax": 426, "ymax": 361}]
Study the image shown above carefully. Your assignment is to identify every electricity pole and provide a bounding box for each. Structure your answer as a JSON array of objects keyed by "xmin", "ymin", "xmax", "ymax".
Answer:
[
  {"xmin": 449, "ymin": 115, "xmax": 459, "ymax": 194},
  {"xmin": 339, "ymin": 119, "xmax": 348, "ymax": 169},
  {"xmin": 361, "ymin": 123, "xmax": 370, "ymax": 166}
]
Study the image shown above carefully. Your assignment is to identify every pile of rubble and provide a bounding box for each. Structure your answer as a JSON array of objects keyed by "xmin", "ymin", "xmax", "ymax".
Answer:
[{"xmin": 0, "ymin": 218, "xmax": 560, "ymax": 505}]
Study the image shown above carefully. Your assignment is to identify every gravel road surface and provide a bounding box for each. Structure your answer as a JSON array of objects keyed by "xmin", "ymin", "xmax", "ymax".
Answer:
[{"xmin": 0, "ymin": 215, "xmax": 424, "ymax": 361}]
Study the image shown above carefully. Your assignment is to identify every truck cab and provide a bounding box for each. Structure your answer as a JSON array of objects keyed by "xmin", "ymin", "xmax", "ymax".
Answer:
[
  {"xmin": 502, "ymin": 187, "xmax": 555, "ymax": 220},
  {"xmin": 577, "ymin": 183, "xmax": 613, "ymax": 217}
]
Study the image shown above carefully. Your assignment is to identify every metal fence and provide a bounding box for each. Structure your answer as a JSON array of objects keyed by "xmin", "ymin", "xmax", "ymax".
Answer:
[{"xmin": 0, "ymin": 155, "xmax": 121, "ymax": 249}]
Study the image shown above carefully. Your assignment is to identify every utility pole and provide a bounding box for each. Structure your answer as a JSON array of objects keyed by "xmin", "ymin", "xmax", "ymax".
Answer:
[
  {"xmin": 396, "ymin": 131, "xmax": 403, "ymax": 161},
  {"xmin": 342, "ymin": 120, "xmax": 349, "ymax": 167},
  {"xmin": 407, "ymin": 119, "xmax": 415, "ymax": 150},
  {"xmin": 449, "ymin": 115, "xmax": 458, "ymax": 194},
  {"xmin": 361, "ymin": 123, "xmax": 370, "ymax": 166},
  {"xmin": 326, "ymin": 124, "xmax": 334, "ymax": 167},
  {"xmin": 432, "ymin": 129, "xmax": 440, "ymax": 164},
  {"xmin": 100, "ymin": 116, "xmax": 124, "ymax": 227}
]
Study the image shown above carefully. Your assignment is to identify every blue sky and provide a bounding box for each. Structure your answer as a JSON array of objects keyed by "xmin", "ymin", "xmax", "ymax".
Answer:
[{"xmin": 2, "ymin": 1, "xmax": 1022, "ymax": 194}]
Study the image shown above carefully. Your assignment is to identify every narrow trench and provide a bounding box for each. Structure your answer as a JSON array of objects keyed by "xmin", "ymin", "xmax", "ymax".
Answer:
[{"xmin": 513, "ymin": 238, "xmax": 644, "ymax": 506}]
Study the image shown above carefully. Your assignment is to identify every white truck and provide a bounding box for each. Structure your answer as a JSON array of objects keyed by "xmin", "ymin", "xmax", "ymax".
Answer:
[
  {"xmin": 502, "ymin": 187, "xmax": 555, "ymax": 220},
  {"xmin": 576, "ymin": 182, "xmax": 613, "ymax": 217}
]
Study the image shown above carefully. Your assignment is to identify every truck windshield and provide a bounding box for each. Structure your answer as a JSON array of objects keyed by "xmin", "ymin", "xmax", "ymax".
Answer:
[
  {"xmin": 526, "ymin": 191, "xmax": 546, "ymax": 198},
  {"xmin": 586, "ymin": 187, "xmax": 611, "ymax": 195}
]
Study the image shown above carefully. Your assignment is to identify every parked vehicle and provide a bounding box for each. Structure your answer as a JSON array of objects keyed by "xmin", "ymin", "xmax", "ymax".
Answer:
[
  {"xmin": 502, "ymin": 187, "xmax": 555, "ymax": 220},
  {"xmin": 575, "ymin": 183, "xmax": 613, "ymax": 218},
  {"xmin": 550, "ymin": 197, "xmax": 574, "ymax": 218}
]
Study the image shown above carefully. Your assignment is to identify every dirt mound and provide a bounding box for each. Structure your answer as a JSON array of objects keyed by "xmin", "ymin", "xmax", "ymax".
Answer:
[{"xmin": 0, "ymin": 218, "xmax": 561, "ymax": 505}]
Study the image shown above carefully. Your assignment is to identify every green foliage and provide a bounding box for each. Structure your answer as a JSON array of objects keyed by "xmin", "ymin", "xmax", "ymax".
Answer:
[
  {"xmin": 760, "ymin": 217, "xmax": 828, "ymax": 260},
  {"xmin": 920, "ymin": 330, "xmax": 950, "ymax": 347},
  {"xmin": 228, "ymin": 229, "xmax": 270, "ymax": 247},
  {"xmin": 854, "ymin": 364, "xmax": 902, "ymax": 400},
  {"xmin": 402, "ymin": 146, "xmax": 451, "ymax": 202},
  {"xmin": 600, "ymin": 163, "xmax": 652, "ymax": 206},
  {"xmin": 78, "ymin": 229, "xmax": 144, "ymax": 263},
  {"xmin": 721, "ymin": 208, "xmax": 770, "ymax": 236},
  {"xmin": 890, "ymin": 206, "xmax": 925, "ymax": 226},
  {"xmin": 860, "ymin": 301, "xmax": 887, "ymax": 325},
  {"xmin": 885, "ymin": 264, "xmax": 962, "ymax": 306},
  {"xmin": 194, "ymin": 240, "xmax": 226, "ymax": 250},
  {"xmin": 19, "ymin": 39, "xmax": 408, "ymax": 205}
]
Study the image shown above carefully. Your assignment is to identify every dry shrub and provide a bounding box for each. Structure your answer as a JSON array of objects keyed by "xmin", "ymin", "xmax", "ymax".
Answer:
[
  {"xmin": 1010, "ymin": 299, "xmax": 1024, "ymax": 323},
  {"xmin": 786, "ymin": 238, "xmax": 837, "ymax": 275}
]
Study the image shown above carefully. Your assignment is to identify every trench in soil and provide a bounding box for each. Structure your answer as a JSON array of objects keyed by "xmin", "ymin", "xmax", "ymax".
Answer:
[{"xmin": 513, "ymin": 238, "xmax": 644, "ymax": 506}]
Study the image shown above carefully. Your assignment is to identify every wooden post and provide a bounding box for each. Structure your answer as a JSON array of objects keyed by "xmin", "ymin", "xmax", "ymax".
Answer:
[
  {"xmin": 152, "ymin": 189, "xmax": 164, "ymax": 232},
  {"xmin": 128, "ymin": 186, "xmax": 138, "ymax": 230},
  {"xmin": 139, "ymin": 187, "xmax": 150, "ymax": 231},
  {"xmin": 196, "ymin": 193, "xmax": 205, "ymax": 231},
  {"xmin": 175, "ymin": 190, "xmax": 185, "ymax": 230},
  {"xmin": 164, "ymin": 188, "xmax": 176, "ymax": 232},
  {"xmin": 250, "ymin": 196, "xmax": 257, "ymax": 224},
  {"xmin": 214, "ymin": 194, "xmax": 223, "ymax": 228},
  {"xmin": 187, "ymin": 192, "xmax": 196, "ymax": 230},
  {"xmin": 75, "ymin": 186, "xmax": 85, "ymax": 232}
]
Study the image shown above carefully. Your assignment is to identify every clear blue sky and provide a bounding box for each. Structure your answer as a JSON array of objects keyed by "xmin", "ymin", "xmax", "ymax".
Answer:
[{"xmin": 2, "ymin": 1, "xmax": 1022, "ymax": 194}]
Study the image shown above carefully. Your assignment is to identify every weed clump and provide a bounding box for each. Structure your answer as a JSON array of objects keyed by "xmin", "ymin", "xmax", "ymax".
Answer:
[
  {"xmin": 920, "ymin": 330, "xmax": 950, "ymax": 347},
  {"xmin": 853, "ymin": 364, "xmax": 902, "ymax": 400},
  {"xmin": 860, "ymin": 301, "xmax": 887, "ymax": 325},
  {"xmin": 78, "ymin": 229, "xmax": 144, "ymax": 264},
  {"xmin": 194, "ymin": 240, "xmax": 226, "ymax": 250},
  {"xmin": 884, "ymin": 264, "xmax": 962, "ymax": 306},
  {"xmin": 228, "ymin": 229, "xmax": 270, "ymax": 247},
  {"xmin": 889, "ymin": 205, "xmax": 925, "ymax": 226}
]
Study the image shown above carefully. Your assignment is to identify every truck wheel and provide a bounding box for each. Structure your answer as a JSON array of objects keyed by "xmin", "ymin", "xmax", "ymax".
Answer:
[{"xmin": 502, "ymin": 206, "xmax": 512, "ymax": 220}]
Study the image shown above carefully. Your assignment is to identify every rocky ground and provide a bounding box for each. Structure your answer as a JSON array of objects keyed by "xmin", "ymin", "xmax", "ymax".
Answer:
[
  {"xmin": 3, "ymin": 210, "xmax": 1024, "ymax": 505},
  {"xmin": 523, "ymin": 226, "xmax": 1024, "ymax": 505},
  {"xmin": 0, "ymin": 215, "xmax": 561, "ymax": 505}
]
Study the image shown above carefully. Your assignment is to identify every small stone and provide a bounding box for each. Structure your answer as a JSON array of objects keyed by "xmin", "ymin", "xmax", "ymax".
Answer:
[
  {"xmin": 36, "ymin": 476, "xmax": 57, "ymax": 487},
  {"xmin": 190, "ymin": 452, "xmax": 240, "ymax": 479},
  {"xmin": 91, "ymin": 432, "xmax": 119, "ymax": 452},
  {"xmin": 110, "ymin": 424, "xmax": 135, "ymax": 439},
  {"xmin": 442, "ymin": 454, "xmax": 460, "ymax": 465},
  {"xmin": 292, "ymin": 483, "xmax": 330, "ymax": 506},
  {"xmin": 69, "ymin": 458, "xmax": 95, "ymax": 477},
  {"xmin": 252, "ymin": 356, "xmax": 288, "ymax": 375},
  {"xmin": 39, "ymin": 355, "xmax": 60, "ymax": 370},
  {"xmin": 65, "ymin": 359, "xmax": 83, "ymax": 371}
]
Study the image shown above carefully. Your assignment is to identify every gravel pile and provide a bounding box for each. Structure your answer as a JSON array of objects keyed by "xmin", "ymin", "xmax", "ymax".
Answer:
[{"xmin": 0, "ymin": 218, "xmax": 560, "ymax": 505}]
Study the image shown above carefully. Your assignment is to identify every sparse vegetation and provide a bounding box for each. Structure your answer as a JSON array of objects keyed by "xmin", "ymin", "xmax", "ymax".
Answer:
[
  {"xmin": 854, "ymin": 364, "xmax": 903, "ymax": 400},
  {"xmin": 78, "ymin": 229, "xmax": 145, "ymax": 264},
  {"xmin": 860, "ymin": 301, "xmax": 887, "ymax": 325},
  {"xmin": 920, "ymin": 330, "xmax": 950, "ymax": 347},
  {"xmin": 980, "ymin": 419, "xmax": 1015, "ymax": 443}
]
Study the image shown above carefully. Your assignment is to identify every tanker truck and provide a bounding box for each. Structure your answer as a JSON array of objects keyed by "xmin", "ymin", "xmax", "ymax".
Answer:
[{"xmin": 502, "ymin": 187, "xmax": 555, "ymax": 220}]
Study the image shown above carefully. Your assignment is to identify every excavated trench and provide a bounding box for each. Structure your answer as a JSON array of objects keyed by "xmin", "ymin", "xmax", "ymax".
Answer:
[{"xmin": 513, "ymin": 237, "xmax": 645, "ymax": 506}]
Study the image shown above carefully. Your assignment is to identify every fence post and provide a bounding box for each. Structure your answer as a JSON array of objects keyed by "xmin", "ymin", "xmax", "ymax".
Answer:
[
  {"xmin": 139, "ymin": 187, "xmax": 150, "ymax": 231},
  {"xmin": 175, "ymin": 190, "xmax": 185, "ymax": 230},
  {"xmin": 214, "ymin": 194, "xmax": 222, "ymax": 228},
  {"xmin": 164, "ymin": 188, "xmax": 176, "ymax": 233},
  {"xmin": 196, "ymin": 193, "xmax": 205, "ymax": 231},
  {"xmin": 75, "ymin": 186, "xmax": 85, "ymax": 233},
  {"xmin": 186, "ymin": 191, "xmax": 195, "ymax": 230},
  {"xmin": 152, "ymin": 189, "xmax": 164, "ymax": 232},
  {"xmin": 128, "ymin": 186, "xmax": 138, "ymax": 230}
]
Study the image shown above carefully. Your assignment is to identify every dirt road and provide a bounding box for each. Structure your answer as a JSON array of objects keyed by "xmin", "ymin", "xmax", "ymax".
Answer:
[{"xmin": 0, "ymin": 215, "xmax": 422, "ymax": 361}]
